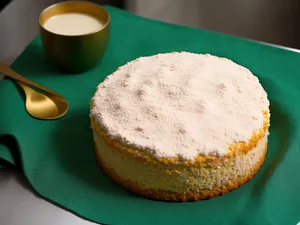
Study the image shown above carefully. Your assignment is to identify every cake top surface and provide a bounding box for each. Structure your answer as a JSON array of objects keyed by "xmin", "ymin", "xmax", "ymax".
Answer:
[{"xmin": 91, "ymin": 52, "xmax": 269, "ymax": 159}]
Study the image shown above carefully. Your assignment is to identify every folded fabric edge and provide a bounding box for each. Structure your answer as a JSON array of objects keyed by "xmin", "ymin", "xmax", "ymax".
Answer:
[
  {"xmin": 0, "ymin": 143, "xmax": 15, "ymax": 168},
  {"xmin": 0, "ymin": 159, "xmax": 15, "ymax": 169},
  {"xmin": 0, "ymin": 134, "xmax": 23, "ymax": 170}
]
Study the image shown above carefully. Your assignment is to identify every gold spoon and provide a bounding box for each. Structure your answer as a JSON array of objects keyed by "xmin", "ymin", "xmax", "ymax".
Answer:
[{"xmin": 0, "ymin": 63, "xmax": 69, "ymax": 120}]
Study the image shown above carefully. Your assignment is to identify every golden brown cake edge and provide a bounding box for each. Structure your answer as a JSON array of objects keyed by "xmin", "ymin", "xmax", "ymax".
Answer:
[{"xmin": 95, "ymin": 144, "xmax": 267, "ymax": 202}]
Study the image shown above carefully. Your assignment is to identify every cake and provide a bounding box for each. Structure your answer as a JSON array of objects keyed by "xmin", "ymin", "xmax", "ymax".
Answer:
[{"xmin": 90, "ymin": 52, "xmax": 270, "ymax": 202}]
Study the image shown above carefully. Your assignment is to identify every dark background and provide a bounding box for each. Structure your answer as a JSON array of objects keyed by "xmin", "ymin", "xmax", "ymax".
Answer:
[
  {"xmin": 1, "ymin": 0, "xmax": 300, "ymax": 62},
  {"xmin": 1, "ymin": 0, "xmax": 12, "ymax": 10},
  {"xmin": 0, "ymin": 0, "xmax": 124, "ymax": 10}
]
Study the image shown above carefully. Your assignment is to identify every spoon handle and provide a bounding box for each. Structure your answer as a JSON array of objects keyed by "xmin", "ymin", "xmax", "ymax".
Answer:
[{"xmin": 0, "ymin": 63, "xmax": 64, "ymax": 98}]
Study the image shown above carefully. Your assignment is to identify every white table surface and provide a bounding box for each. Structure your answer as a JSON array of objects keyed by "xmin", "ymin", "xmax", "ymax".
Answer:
[{"xmin": 1, "ymin": 1, "xmax": 300, "ymax": 225}]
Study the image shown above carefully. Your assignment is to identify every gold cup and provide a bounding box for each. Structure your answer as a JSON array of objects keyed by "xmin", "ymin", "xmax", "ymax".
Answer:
[{"xmin": 39, "ymin": 1, "xmax": 110, "ymax": 73}]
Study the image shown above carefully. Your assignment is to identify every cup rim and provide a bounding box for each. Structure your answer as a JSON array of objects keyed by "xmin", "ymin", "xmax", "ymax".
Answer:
[{"xmin": 39, "ymin": 0, "xmax": 110, "ymax": 37}]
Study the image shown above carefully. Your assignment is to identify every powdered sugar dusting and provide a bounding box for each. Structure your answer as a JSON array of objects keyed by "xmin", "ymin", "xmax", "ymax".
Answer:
[{"xmin": 91, "ymin": 52, "xmax": 270, "ymax": 159}]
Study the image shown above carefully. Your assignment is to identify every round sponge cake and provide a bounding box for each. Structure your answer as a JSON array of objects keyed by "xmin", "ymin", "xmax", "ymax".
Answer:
[{"xmin": 90, "ymin": 52, "xmax": 270, "ymax": 201}]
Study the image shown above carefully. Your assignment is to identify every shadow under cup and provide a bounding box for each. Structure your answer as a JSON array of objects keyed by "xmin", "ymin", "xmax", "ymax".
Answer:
[{"xmin": 39, "ymin": 1, "xmax": 110, "ymax": 73}]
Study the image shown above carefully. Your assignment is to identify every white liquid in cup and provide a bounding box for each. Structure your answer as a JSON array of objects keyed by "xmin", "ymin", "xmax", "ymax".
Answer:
[{"xmin": 43, "ymin": 13, "xmax": 104, "ymax": 36}]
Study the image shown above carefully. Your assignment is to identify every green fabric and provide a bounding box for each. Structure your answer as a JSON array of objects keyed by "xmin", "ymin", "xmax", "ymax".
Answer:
[{"xmin": 0, "ymin": 5, "xmax": 299, "ymax": 225}]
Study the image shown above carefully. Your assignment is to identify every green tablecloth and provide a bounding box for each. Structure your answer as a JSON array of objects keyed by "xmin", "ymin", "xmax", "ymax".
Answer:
[{"xmin": 0, "ymin": 5, "xmax": 300, "ymax": 225}]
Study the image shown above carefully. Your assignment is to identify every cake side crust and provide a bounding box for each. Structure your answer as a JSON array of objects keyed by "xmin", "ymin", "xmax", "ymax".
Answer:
[{"xmin": 96, "ymin": 144, "xmax": 267, "ymax": 202}]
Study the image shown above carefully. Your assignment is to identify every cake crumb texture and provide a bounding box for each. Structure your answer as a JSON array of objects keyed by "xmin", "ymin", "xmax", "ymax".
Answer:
[
  {"xmin": 96, "ymin": 144, "xmax": 267, "ymax": 201},
  {"xmin": 93, "ymin": 127, "xmax": 268, "ymax": 197},
  {"xmin": 91, "ymin": 52, "xmax": 270, "ymax": 159}
]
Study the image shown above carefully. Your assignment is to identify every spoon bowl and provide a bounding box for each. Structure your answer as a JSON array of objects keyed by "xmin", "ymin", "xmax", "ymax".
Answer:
[
  {"xmin": 0, "ymin": 63, "xmax": 69, "ymax": 120},
  {"xmin": 18, "ymin": 81, "xmax": 68, "ymax": 119}
]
